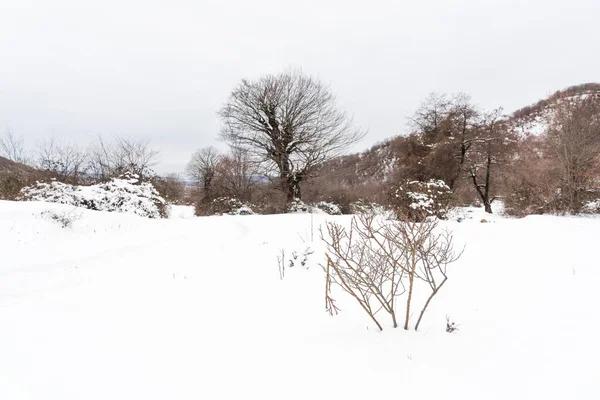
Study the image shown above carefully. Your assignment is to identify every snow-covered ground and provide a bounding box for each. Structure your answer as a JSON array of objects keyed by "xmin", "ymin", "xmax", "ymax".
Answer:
[{"xmin": 1, "ymin": 200, "xmax": 599, "ymax": 399}]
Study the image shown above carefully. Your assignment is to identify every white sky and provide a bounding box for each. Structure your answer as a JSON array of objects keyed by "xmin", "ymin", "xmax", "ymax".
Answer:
[{"xmin": 1, "ymin": 0, "xmax": 599, "ymax": 173}]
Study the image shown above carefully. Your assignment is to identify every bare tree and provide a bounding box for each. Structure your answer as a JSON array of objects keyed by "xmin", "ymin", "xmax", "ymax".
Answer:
[
  {"xmin": 466, "ymin": 109, "xmax": 517, "ymax": 214},
  {"xmin": 37, "ymin": 138, "xmax": 87, "ymax": 181},
  {"xmin": 214, "ymin": 146, "xmax": 257, "ymax": 201},
  {"xmin": 546, "ymin": 96, "xmax": 600, "ymax": 212},
  {"xmin": 219, "ymin": 69, "xmax": 365, "ymax": 203},
  {"xmin": 408, "ymin": 93, "xmax": 479, "ymax": 189},
  {"xmin": 86, "ymin": 136, "xmax": 117, "ymax": 181},
  {"xmin": 409, "ymin": 92, "xmax": 451, "ymax": 139},
  {"xmin": 112, "ymin": 137, "xmax": 160, "ymax": 179},
  {"xmin": 185, "ymin": 146, "xmax": 221, "ymax": 202},
  {"xmin": 0, "ymin": 130, "xmax": 29, "ymax": 164},
  {"xmin": 87, "ymin": 136, "xmax": 160, "ymax": 181},
  {"xmin": 447, "ymin": 94, "xmax": 480, "ymax": 189}
]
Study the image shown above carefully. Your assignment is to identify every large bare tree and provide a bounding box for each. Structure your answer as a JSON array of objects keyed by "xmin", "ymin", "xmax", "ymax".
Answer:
[{"xmin": 219, "ymin": 69, "xmax": 364, "ymax": 202}]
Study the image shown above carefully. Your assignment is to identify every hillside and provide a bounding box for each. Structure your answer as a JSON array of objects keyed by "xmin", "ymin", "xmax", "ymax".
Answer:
[
  {"xmin": 312, "ymin": 83, "xmax": 600, "ymax": 191},
  {"xmin": 0, "ymin": 156, "xmax": 35, "ymax": 175},
  {"xmin": 509, "ymin": 83, "xmax": 600, "ymax": 136},
  {"xmin": 0, "ymin": 156, "xmax": 40, "ymax": 199}
]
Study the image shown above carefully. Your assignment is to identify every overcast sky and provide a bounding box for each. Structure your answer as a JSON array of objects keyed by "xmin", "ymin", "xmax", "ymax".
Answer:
[{"xmin": 1, "ymin": 0, "xmax": 599, "ymax": 173}]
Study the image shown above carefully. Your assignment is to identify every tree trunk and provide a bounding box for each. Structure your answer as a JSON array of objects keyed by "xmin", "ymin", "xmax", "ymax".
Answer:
[
  {"xmin": 484, "ymin": 202, "xmax": 492, "ymax": 214},
  {"xmin": 286, "ymin": 174, "xmax": 302, "ymax": 202}
]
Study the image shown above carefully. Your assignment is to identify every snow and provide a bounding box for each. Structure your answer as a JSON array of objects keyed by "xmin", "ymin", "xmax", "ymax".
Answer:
[
  {"xmin": 166, "ymin": 205, "xmax": 196, "ymax": 219},
  {"xmin": 1, "ymin": 200, "xmax": 599, "ymax": 399}
]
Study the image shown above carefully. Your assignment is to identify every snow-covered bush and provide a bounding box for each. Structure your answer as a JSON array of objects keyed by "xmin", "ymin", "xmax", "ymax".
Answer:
[
  {"xmin": 19, "ymin": 174, "xmax": 166, "ymax": 218},
  {"xmin": 287, "ymin": 199, "xmax": 310, "ymax": 213},
  {"xmin": 312, "ymin": 201, "xmax": 342, "ymax": 215},
  {"xmin": 389, "ymin": 180, "xmax": 452, "ymax": 220},
  {"xmin": 196, "ymin": 197, "xmax": 256, "ymax": 216},
  {"xmin": 583, "ymin": 199, "xmax": 600, "ymax": 214}
]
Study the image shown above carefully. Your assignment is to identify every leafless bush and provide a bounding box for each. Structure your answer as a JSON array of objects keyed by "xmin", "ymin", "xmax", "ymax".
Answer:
[
  {"xmin": 395, "ymin": 217, "xmax": 462, "ymax": 330},
  {"xmin": 321, "ymin": 214, "xmax": 408, "ymax": 331},
  {"xmin": 446, "ymin": 316, "xmax": 459, "ymax": 333},
  {"xmin": 322, "ymin": 214, "xmax": 461, "ymax": 331}
]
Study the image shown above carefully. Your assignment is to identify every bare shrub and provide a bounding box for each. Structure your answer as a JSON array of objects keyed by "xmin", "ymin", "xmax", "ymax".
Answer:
[
  {"xmin": 37, "ymin": 138, "xmax": 87, "ymax": 183},
  {"xmin": 40, "ymin": 209, "xmax": 81, "ymax": 228},
  {"xmin": 322, "ymin": 214, "xmax": 406, "ymax": 331},
  {"xmin": 446, "ymin": 316, "xmax": 459, "ymax": 333},
  {"xmin": 395, "ymin": 218, "xmax": 462, "ymax": 330},
  {"xmin": 322, "ymin": 214, "xmax": 461, "ymax": 331},
  {"xmin": 195, "ymin": 196, "xmax": 256, "ymax": 216}
]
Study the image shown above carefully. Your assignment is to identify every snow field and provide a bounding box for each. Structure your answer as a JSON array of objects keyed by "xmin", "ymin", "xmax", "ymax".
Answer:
[{"xmin": 0, "ymin": 201, "xmax": 599, "ymax": 399}]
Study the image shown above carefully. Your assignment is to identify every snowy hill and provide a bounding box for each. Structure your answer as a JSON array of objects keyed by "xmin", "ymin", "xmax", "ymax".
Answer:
[
  {"xmin": 314, "ymin": 83, "xmax": 600, "ymax": 190},
  {"xmin": 509, "ymin": 83, "xmax": 600, "ymax": 137},
  {"xmin": 1, "ymin": 200, "xmax": 599, "ymax": 399}
]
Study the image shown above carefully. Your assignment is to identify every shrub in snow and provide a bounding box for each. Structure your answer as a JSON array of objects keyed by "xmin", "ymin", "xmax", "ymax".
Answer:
[
  {"xmin": 349, "ymin": 200, "xmax": 388, "ymax": 216},
  {"xmin": 287, "ymin": 199, "xmax": 309, "ymax": 213},
  {"xmin": 19, "ymin": 173, "xmax": 166, "ymax": 218},
  {"xmin": 195, "ymin": 197, "xmax": 256, "ymax": 216},
  {"xmin": 322, "ymin": 214, "xmax": 461, "ymax": 331},
  {"xmin": 277, "ymin": 246, "xmax": 314, "ymax": 279},
  {"xmin": 312, "ymin": 201, "xmax": 342, "ymax": 215},
  {"xmin": 388, "ymin": 179, "xmax": 452, "ymax": 220},
  {"xmin": 446, "ymin": 316, "xmax": 459, "ymax": 333},
  {"xmin": 40, "ymin": 209, "xmax": 81, "ymax": 228},
  {"xmin": 583, "ymin": 199, "xmax": 600, "ymax": 214}
]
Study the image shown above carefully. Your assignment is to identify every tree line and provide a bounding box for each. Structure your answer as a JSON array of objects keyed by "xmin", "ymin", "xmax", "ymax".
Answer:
[{"xmin": 2, "ymin": 70, "xmax": 599, "ymax": 216}]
